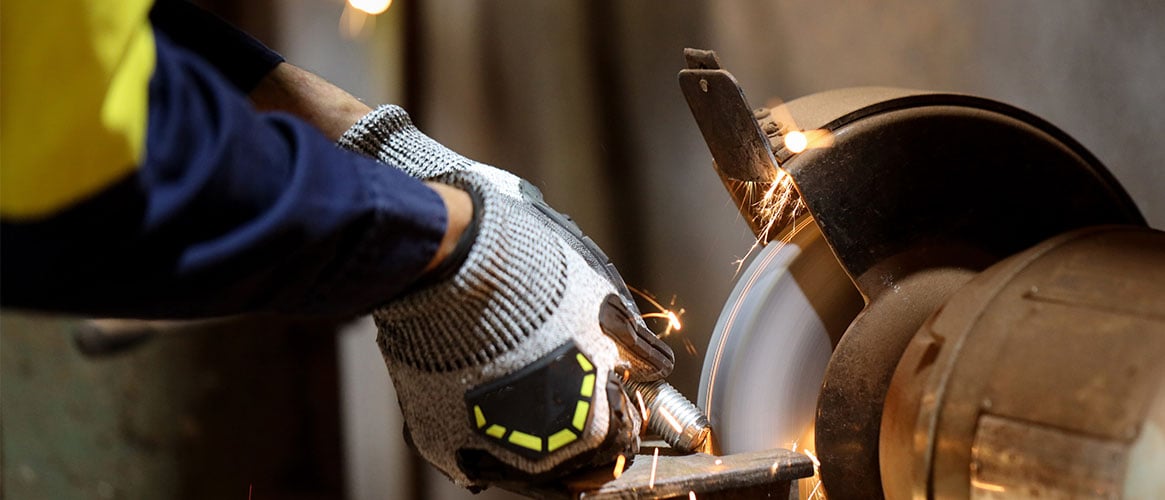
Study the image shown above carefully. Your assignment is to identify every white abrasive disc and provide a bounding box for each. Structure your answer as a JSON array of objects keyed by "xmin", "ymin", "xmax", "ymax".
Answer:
[{"xmin": 698, "ymin": 221, "xmax": 859, "ymax": 454}]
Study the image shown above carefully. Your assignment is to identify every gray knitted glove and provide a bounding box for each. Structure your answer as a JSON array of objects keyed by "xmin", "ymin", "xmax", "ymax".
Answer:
[{"xmin": 340, "ymin": 105, "xmax": 674, "ymax": 491}]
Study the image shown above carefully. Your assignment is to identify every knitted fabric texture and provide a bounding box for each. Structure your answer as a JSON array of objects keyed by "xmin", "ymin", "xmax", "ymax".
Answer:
[
  {"xmin": 340, "ymin": 104, "xmax": 651, "ymax": 343},
  {"xmin": 372, "ymin": 169, "xmax": 633, "ymax": 486},
  {"xmin": 339, "ymin": 104, "xmax": 475, "ymax": 179},
  {"xmin": 373, "ymin": 179, "xmax": 566, "ymax": 372},
  {"xmin": 340, "ymin": 107, "xmax": 646, "ymax": 487}
]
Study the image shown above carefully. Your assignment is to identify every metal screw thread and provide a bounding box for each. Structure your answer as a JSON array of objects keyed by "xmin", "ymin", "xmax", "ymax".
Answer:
[{"xmin": 626, "ymin": 379, "xmax": 711, "ymax": 453}]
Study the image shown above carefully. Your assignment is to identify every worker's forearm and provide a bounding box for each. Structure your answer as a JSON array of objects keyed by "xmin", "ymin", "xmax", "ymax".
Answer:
[
  {"xmin": 250, "ymin": 64, "xmax": 474, "ymax": 274},
  {"xmin": 250, "ymin": 62, "xmax": 373, "ymax": 140}
]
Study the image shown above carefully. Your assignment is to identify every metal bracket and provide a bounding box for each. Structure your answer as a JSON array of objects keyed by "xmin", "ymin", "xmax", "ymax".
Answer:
[{"xmin": 678, "ymin": 49, "xmax": 778, "ymax": 184}]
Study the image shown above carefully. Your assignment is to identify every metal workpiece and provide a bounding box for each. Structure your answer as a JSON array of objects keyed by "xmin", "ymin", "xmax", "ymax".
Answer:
[
  {"xmin": 625, "ymin": 380, "xmax": 711, "ymax": 454},
  {"xmin": 880, "ymin": 226, "xmax": 1165, "ymax": 500},
  {"xmin": 564, "ymin": 446, "xmax": 814, "ymax": 499}
]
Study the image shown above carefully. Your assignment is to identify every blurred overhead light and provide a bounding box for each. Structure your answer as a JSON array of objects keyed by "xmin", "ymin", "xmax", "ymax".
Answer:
[{"xmin": 348, "ymin": 0, "xmax": 391, "ymax": 16}]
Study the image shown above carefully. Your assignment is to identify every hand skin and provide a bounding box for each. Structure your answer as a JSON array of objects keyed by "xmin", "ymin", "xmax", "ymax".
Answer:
[{"xmin": 250, "ymin": 62, "xmax": 472, "ymax": 276}]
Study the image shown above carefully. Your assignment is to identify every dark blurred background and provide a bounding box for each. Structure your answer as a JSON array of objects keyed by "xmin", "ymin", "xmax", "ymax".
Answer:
[{"xmin": 3, "ymin": 1, "xmax": 1162, "ymax": 499}]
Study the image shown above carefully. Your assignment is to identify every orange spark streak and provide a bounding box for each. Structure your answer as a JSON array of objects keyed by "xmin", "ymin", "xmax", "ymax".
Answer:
[
  {"xmin": 683, "ymin": 337, "xmax": 698, "ymax": 357},
  {"xmin": 630, "ymin": 287, "xmax": 685, "ymax": 337},
  {"xmin": 803, "ymin": 449, "xmax": 821, "ymax": 469},
  {"xmin": 802, "ymin": 448, "xmax": 825, "ymax": 499},
  {"xmin": 649, "ymin": 447, "xmax": 660, "ymax": 489},
  {"xmin": 641, "ymin": 312, "xmax": 682, "ymax": 333},
  {"xmin": 971, "ymin": 479, "xmax": 1007, "ymax": 493},
  {"xmin": 612, "ymin": 454, "xmax": 626, "ymax": 479},
  {"xmin": 808, "ymin": 479, "xmax": 824, "ymax": 500}
]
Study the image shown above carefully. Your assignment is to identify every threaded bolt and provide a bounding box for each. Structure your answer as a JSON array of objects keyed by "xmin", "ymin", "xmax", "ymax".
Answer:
[{"xmin": 626, "ymin": 379, "xmax": 712, "ymax": 453}]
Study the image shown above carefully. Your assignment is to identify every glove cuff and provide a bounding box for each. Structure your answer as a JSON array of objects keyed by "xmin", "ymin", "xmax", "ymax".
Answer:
[
  {"xmin": 338, "ymin": 104, "xmax": 474, "ymax": 179},
  {"xmin": 408, "ymin": 187, "xmax": 484, "ymax": 290},
  {"xmin": 374, "ymin": 174, "xmax": 567, "ymax": 372}
]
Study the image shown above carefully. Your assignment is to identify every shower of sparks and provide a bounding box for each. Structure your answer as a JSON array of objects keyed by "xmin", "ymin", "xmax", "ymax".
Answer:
[
  {"xmin": 808, "ymin": 478, "xmax": 824, "ymax": 500},
  {"xmin": 714, "ymin": 458, "xmax": 723, "ymax": 466},
  {"xmin": 649, "ymin": 447, "xmax": 660, "ymax": 489},
  {"xmin": 802, "ymin": 448, "xmax": 825, "ymax": 500},
  {"xmin": 657, "ymin": 406, "xmax": 683, "ymax": 434},
  {"xmin": 612, "ymin": 454, "xmax": 627, "ymax": 479},
  {"xmin": 630, "ymin": 287, "xmax": 685, "ymax": 337},
  {"xmin": 682, "ymin": 337, "xmax": 699, "ymax": 357},
  {"xmin": 731, "ymin": 169, "xmax": 807, "ymax": 275}
]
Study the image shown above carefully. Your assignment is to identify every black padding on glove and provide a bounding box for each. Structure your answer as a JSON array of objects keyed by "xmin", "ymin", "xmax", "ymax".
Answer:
[
  {"xmin": 599, "ymin": 294, "xmax": 676, "ymax": 380},
  {"xmin": 456, "ymin": 372, "xmax": 639, "ymax": 488}
]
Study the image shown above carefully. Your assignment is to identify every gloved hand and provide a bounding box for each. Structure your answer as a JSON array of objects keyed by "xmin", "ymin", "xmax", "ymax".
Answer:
[{"xmin": 340, "ymin": 105, "xmax": 675, "ymax": 491}]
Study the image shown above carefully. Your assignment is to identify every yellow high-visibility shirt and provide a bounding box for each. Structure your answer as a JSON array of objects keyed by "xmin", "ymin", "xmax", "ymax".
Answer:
[{"xmin": 1, "ymin": 0, "xmax": 156, "ymax": 219}]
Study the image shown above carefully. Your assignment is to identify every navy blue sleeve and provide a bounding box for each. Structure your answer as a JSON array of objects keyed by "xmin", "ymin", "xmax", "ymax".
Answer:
[
  {"xmin": 148, "ymin": 0, "xmax": 284, "ymax": 92},
  {"xmin": 0, "ymin": 31, "xmax": 446, "ymax": 318}
]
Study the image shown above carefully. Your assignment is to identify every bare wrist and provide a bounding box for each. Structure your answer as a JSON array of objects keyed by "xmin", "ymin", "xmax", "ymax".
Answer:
[
  {"xmin": 422, "ymin": 182, "xmax": 475, "ymax": 276},
  {"xmin": 249, "ymin": 63, "xmax": 372, "ymax": 140}
]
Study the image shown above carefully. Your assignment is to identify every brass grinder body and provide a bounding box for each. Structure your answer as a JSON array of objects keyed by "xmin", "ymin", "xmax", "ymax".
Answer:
[{"xmin": 681, "ymin": 49, "xmax": 1164, "ymax": 499}]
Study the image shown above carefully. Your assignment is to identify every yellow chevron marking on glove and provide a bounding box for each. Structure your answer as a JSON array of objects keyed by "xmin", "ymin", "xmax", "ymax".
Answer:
[
  {"xmin": 580, "ymin": 373, "xmax": 596, "ymax": 398},
  {"xmin": 576, "ymin": 352, "xmax": 594, "ymax": 372},
  {"xmin": 485, "ymin": 424, "xmax": 506, "ymax": 439},
  {"xmin": 508, "ymin": 431, "xmax": 542, "ymax": 452},
  {"xmin": 547, "ymin": 429, "xmax": 578, "ymax": 452},
  {"xmin": 474, "ymin": 405, "xmax": 486, "ymax": 428},
  {"xmin": 572, "ymin": 401, "xmax": 590, "ymax": 431}
]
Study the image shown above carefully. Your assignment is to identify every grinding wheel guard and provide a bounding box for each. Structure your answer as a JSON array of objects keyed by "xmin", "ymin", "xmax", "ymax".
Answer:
[{"xmin": 681, "ymin": 48, "xmax": 1146, "ymax": 499}]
